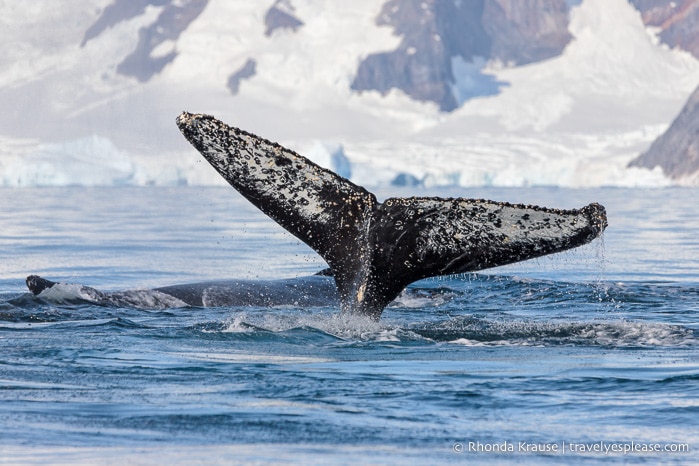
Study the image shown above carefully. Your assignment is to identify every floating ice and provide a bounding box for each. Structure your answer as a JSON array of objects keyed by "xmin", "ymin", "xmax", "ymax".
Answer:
[{"xmin": 2, "ymin": 135, "xmax": 135, "ymax": 187}]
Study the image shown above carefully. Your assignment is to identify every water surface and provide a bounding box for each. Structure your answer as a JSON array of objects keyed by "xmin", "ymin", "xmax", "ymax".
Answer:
[{"xmin": 1, "ymin": 187, "xmax": 697, "ymax": 464}]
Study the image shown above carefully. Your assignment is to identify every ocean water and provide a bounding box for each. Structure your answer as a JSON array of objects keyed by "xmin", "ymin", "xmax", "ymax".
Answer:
[{"xmin": 0, "ymin": 186, "xmax": 697, "ymax": 465}]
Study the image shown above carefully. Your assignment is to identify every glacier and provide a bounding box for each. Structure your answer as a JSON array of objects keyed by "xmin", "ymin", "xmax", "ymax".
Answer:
[{"xmin": 0, "ymin": 127, "xmax": 670, "ymax": 188}]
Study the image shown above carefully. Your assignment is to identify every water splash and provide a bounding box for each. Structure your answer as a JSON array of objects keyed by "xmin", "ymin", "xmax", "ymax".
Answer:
[{"xmin": 416, "ymin": 315, "xmax": 697, "ymax": 348}]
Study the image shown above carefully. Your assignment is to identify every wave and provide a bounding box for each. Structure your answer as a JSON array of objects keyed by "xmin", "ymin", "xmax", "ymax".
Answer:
[
  {"xmin": 2, "ymin": 275, "xmax": 696, "ymax": 348},
  {"xmin": 216, "ymin": 310, "xmax": 696, "ymax": 348},
  {"xmin": 0, "ymin": 316, "xmax": 149, "ymax": 331},
  {"xmin": 411, "ymin": 316, "xmax": 697, "ymax": 348},
  {"xmin": 2, "ymin": 300, "xmax": 695, "ymax": 348}
]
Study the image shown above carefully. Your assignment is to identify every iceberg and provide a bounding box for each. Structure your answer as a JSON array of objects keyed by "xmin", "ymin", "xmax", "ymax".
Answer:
[
  {"xmin": 301, "ymin": 141, "xmax": 352, "ymax": 180},
  {"xmin": 3, "ymin": 135, "xmax": 135, "ymax": 187}
]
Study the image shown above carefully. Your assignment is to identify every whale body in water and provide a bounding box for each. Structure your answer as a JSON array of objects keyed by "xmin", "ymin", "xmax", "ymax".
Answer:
[{"xmin": 27, "ymin": 112, "xmax": 607, "ymax": 319}]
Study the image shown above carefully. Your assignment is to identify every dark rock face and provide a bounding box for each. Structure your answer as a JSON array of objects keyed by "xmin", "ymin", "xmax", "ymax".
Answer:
[
  {"xmin": 628, "ymin": 85, "xmax": 699, "ymax": 179},
  {"xmin": 227, "ymin": 59, "xmax": 257, "ymax": 95},
  {"xmin": 82, "ymin": 0, "xmax": 208, "ymax": 82},
  {"xmin": 81, "ymin": 0, "xmax": 170, "ymax": 47},
  {"xmin": 351, "ymin": 0, "xmax": 572, "ymax": 111},
  {"xmin": 483, "ymin": 0, "xmax": 573, "ymax": 65},
  {"xmin": 630, "ymin": 0, "xmax": 699, "ymax": 59},
  {"xmin": 624, "ymin": 1, "xmax": 699, "ymax": 180},
  {"xmin": 352, "ymin": 0, "xmax": 490, "ymax": 111},
  {"xmin": 264, "ymin": 0, "xmax": 304, "ymax": 36}
]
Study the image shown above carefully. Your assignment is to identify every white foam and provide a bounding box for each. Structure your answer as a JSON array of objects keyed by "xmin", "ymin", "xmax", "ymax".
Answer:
[
  {"xmin": 449, "ymin": 319, "xmax": 697, "ymax": 348},
  {"xmin": 180, "ymin": 351, "xmax": 332, "ymax": 365},
  {"xmin": 222, "ymin": 310, "xmax": 393, "ymax": 341}
]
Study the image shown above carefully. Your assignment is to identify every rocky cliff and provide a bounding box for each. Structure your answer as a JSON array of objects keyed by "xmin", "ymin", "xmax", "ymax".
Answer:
[
  {"xmin": 81, "ymin": 0, "xmax": 209, "ymax": 82},
  {"xmin": 264, "ymin": 0, "xmax": 304, "ymax": 36},
  {"xmin": 628, "ymin": 85, "xmax": 699, "ymax": 179},
  {"xmin": 631, "ymin": 0, "xmax": 699, "ymax": 59},
  {"xmin": 627, "ymin": 0, "xmax": 699, "ymax": 179},
  {"xmin": 351, "ymin": 0, "xmax": 572, "ymax": 111}
]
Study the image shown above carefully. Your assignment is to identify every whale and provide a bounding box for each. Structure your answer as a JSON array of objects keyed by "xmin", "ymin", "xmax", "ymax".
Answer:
[
  {"xmin": 26, "ymin": 112, "xmax": 607, "ymax": 319},
  {"xmin": 25, "ymin": 273, "xmax": 339, "ymax": 309}
]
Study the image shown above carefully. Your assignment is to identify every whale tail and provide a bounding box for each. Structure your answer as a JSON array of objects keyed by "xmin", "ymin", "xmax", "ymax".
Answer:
[{"xmin": 176, "ymin": 112, "xmax": 607, "ymax": 319}]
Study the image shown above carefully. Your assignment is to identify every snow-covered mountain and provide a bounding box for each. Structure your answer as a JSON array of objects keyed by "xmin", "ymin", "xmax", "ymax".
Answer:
[
  {"xmin": 1, "ymin": 0, "xmax": 698, "ymax": 187},
  {"xmin": 352, "ymin": 0, "xmax": 574, "ymax": 111}
]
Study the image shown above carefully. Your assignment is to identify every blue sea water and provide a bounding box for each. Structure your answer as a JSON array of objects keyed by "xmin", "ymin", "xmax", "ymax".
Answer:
[{"xmin": 0, "ymin": 186, "xmax": 697, "ymax": 465}]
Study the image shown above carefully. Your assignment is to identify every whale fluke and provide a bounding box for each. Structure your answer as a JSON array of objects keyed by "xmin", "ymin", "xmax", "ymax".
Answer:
[{"xmin": 176, "ymin": 112, "xmax": 607, "ymax": 319}]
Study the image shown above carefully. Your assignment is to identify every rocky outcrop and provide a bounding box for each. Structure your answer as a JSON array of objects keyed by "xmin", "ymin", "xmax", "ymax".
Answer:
[
  {"xmin": 628, "ymin": 85, "xmax": 699, "ymax": 179},
  {"xmin": 630, "ymin": 0, "xmax": 699, "ymax": 59},
  {"xmin": 82, "ymin": 0, "xmax": 209, "ymax": 82},
  {"xmin": 81, "ymin": 0, "xmax": 170, "ymax": 47},
  {"xmin": 227, "ymin": 58, "xmax": 257, "ymax": 94},
  {"xmin": 264, "ymin": 0, "xmax": 304, "ymax": 36},
  {"xmin": 624, "ymin": 1, "xmax": 699, "ymax": 181},
  {"xmin": 483, "ymin": 0, "xmax": 573, "ymax": 65},
  {"xmin": 353, "ymin": 1, "xmax": 472, "ymax": 111},
  {"xmin": 351, "ymin": 0, "xmax": 572, "ymax": 111}
]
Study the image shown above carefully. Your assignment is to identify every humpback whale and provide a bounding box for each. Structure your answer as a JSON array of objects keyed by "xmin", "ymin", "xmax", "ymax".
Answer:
[
  {"xmin": 26, "ymin": 112, "xmax": 607, "ymax": 319},
  {"xmin": 25, "ymin": 274, "xmax": 339, "ymax": 309}
]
